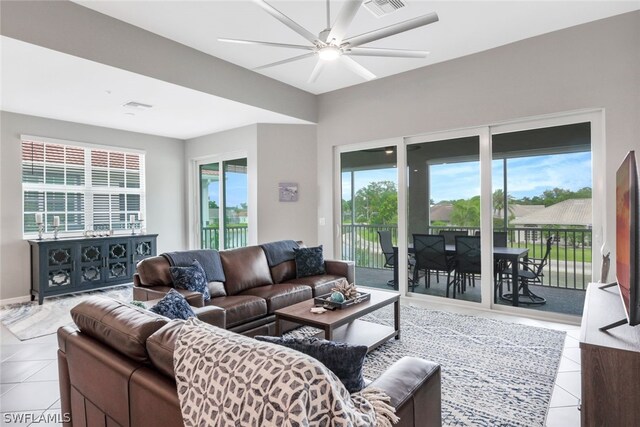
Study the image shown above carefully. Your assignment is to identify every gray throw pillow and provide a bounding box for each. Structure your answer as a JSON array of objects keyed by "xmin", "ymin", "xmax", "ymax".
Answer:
[
  {"xmin": 294, "ymin": 245, "xmax": 326, "ymax": 278},
  {"xmin": 149, "ymin": 289, "xmax": 196, "ymax": 320},
  {"xmin": 207, "ymin": 281, "xmax": 227, "ymax": 298},
  {"xmin": 255, "ymin": 335, "xmax": 367, "ymax": 393},
  {"xmin": 169, "ymin": 260, "xmax": 211, "ymax": 302}
]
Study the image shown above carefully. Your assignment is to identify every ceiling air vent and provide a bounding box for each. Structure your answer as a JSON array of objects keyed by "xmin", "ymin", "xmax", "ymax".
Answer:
[{"xmin": 363, "ymin": 0, "xmax": 406, "ymax": 18}]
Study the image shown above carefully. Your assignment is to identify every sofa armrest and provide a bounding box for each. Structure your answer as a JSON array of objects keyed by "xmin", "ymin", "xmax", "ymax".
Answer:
[
  {"xmin": 366, "ymin": 356, "xmax": 441, "ymax": 427},
  {"xmin": 324, "ymin": 259, "xmax": 355, "ymax": 284},
  {"xmin": 193, "ymin": 305, "xmax": 226, "ymax": 328},
  {"xmin": 133, "ymin": 285, "xmax": 205, "ymax": 308}
]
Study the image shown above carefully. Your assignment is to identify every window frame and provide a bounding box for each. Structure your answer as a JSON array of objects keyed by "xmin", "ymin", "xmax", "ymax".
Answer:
[{"xmin": 21, "ymin": 135, "xmax": 146, "ymax": 238}]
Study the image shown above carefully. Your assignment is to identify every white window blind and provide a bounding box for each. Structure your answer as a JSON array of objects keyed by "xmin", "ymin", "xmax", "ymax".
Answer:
[{"xmin": 22, "ymin": 138, "xmax": 146, "ymax": 237}]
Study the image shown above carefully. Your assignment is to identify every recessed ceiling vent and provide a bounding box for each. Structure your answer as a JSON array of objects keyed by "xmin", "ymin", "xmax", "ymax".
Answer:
[
  {"xmin": 363, "ymin": 0, "xmax": 406, "ymax": 18},
  {"xmin": 123, "ymin": 101, "xmax": 153, "ymax": 110}
]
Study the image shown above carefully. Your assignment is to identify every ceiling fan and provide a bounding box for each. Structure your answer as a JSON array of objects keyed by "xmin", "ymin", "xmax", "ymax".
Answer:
[{"xmin": 219, "ymin": 0, "xmax": 438, "ymax": 83}]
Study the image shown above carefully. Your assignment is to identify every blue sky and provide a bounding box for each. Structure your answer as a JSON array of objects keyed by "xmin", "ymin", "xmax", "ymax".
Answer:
[
  {"xmin": 207, "ymin": 173, "xmax": 247, "ymax": 208},
  {"xmin": 342, "ymin": 152, "xmax": 592, "ymax": 202}
]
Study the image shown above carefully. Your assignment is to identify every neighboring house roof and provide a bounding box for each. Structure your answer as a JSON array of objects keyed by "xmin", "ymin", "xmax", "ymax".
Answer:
[
  {"xmin": 510, "ymin": 204, "xmax": 545, "ymax": 218},
  {"xmin": 510, "ymin": 199, "xmax": 592, "ymax": 226},
  {"xmin": 430, "ymin": 204, "xmax": 453, "ymax": 222}
]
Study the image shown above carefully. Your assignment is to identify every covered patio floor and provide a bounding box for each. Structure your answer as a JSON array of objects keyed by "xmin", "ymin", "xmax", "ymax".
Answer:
[{"xmin": 355, "ymin": 267, "xmax": 586, "ymax": 316}]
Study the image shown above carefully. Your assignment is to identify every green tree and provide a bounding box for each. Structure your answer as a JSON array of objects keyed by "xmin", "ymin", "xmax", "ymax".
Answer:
[
  {"xmin": 450, "ymin": 196, "xmax": 480, "ymax": 227},
  {"xmin": 354, "ymin": 181, "xmax": 397, "ymax": 224},
  {"xmin": 208, "ymin": 200, "xmax": 218, "ymax": 209}
]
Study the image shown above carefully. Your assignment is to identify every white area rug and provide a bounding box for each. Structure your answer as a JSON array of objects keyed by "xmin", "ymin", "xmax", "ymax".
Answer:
[
  {"xmin": 0, "ymin": 285, "xmax": 133, "ymax": 340},
  {"xmin": 288, "ymin": 305, "xmax": 566, "ymax": 427}
]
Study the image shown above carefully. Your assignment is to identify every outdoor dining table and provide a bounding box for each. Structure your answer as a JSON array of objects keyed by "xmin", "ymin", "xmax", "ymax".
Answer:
[{"xmin": 392, "ymin": 245, "xmax": 529, "ymax": 306}]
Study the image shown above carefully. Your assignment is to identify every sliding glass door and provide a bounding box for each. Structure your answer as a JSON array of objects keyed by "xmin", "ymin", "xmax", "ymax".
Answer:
[
  {"xmin": 199, "ymin": 157, "xmax": 248, "ymax": 250},
  {"xmin": 334, "ymin": 111, "xmax": 600, "ymax": 320},
  {"xmin": 340, "ymin": 147, "xmax": 398, "ymax": 291},
  {"xmin": 406, "ymin": 135, "xmax": 483, "ymax": 304},
  {"xmin": 491, "ymin": 123, "xmax": 592, "ymax": 316}
]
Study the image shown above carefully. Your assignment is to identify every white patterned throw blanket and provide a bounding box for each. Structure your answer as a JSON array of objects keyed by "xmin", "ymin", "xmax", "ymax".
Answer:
[{"xmin": 174, "ymin": 318, "xmax": 398, "ymax": 427}]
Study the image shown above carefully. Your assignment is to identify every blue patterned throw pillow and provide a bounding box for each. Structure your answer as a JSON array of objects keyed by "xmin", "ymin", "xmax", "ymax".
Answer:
[
  {"xmin": 255, "ymin": 335, "xmax": 367, "ymax": 393},
  {"xmin": 149, "ymin": 289, "xmax": 196, "ymax": 320},
  {"xmin": 169, "ymin": 260, "xmax": 211, "ymax": 302},
  {"xmin": 294, "ymin": 245, "xmax": 325, "ymax": 278}
]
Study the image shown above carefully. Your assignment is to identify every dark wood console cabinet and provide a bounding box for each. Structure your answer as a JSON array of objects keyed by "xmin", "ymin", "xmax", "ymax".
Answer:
[
  {"xmin": 580, "ymin": 284, "xmax": 640, "ymax": 426},
  {"xmin": 28, "ymin": 234, "xmax": 157, "ymax": 304}
]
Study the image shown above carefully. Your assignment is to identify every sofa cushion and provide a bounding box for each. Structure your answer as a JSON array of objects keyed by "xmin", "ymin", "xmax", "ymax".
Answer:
[
  {"xmin": 270, "ymin": 259, "xmax": 297, "ymax": 284},
  {"xmin": 207, "ymin": 295, "xmax": 268, "ymax": 328},
  {"xmin": 284, "ymin": 275, "xmax": 346, "ymax": 297},
  {"xmin": 207, "ymin": 281, "xmax": 227, "ymax": 298},
  {"xmin": 169, "ymin": 260, "xmax": 211, "ymax": 302},
  {"xmin": 219, "ymin": 246, "xmax": 273, "ymax": 295},
  {"xmin": 146, "ymin": 320, "xmax": 184, "ymax": 379},
  {"xmin": 240, "ymin": 283, "xmax": 312, "ymax": 314},
  {"xmin": 294, "ymin": 245, "xmax": 326, "ymax": 278},
  {"xmin": 149, "ymin": 289, "xmax": 197, "ymax": 320},
  {"xmin": 255, "ymin": 336, "xmax": 368, "ymax": 393},
  {"xmin": 70, "ymin": 296, "xmax": 168, "ymax": 363}
]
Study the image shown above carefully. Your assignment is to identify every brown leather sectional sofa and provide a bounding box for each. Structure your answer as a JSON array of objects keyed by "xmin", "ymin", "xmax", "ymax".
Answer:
[
  {"xmin": 58, "ymin": 298, "xmax": 442, "ymax": 427},
  {"xmin": 133, "ymin": 243, "xmax": 354, "ymax": 336}
]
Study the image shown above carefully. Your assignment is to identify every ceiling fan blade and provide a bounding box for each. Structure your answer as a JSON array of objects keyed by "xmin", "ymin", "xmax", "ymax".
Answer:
[
  {"xmin": 345, "ymin": 47, "xmax": 429, "ymax": 58},
  {"xmin": 341, "ymin": 56, "xmax": 376, "ymax": 81},
  {"xmin": 218, "ymin": 38, "xmax": 313, "ymax": 50},
  {"xmin": 253, "ymin": 0, "xmax": 319, "ymax": 44},
  {"xmin": 343, "ymin": 12, "xmax": 439, "ymax": 48},
  {"xmin": 308, "ymin": 59, "xmax": 326, "ymax": 83},
  {"xmin": 254, "ymin": 52, "xmax": 316, "ymax": 70},
  {"xmin": 326, "ymin": 0, "xmax": 363, "ymax": 45}
]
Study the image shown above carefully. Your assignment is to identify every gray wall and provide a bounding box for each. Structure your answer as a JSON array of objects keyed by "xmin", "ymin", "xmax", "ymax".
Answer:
[
  {"xmin": 257, "ymin": 124, "xmax": 318, "ymax": 245},
  {"xmin": 0, "ymin": 112, "xmax": 186, "ymax": 300},
  {"xmin": 316, "ymin": 11, "xmax": 640, "ymax": 261}
]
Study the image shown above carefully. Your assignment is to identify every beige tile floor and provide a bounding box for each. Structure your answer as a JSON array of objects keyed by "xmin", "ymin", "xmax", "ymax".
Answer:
[
  {"xmin": 0, "ymin": 301, "xmax": 581, "ymax": 427},
  {"xmin": 1, "ymin": 326, "xmax": 61, "ymax": 427}
]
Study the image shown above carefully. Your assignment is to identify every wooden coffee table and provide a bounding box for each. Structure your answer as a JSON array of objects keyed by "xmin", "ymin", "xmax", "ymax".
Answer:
[{"xmin": 274, "ymin": 288, "xmax": 400, "ymax": 353}]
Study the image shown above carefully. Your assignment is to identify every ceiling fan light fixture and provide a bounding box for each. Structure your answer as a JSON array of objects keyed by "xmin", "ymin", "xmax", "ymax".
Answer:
[{"xmin": 318, "ymin": 45, "xmax": 341, "ymax": 61}]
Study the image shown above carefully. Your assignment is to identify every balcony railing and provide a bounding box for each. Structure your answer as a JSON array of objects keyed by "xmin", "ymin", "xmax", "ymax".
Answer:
[
  {"xmin": 201, "ymin": 226, "xmax": 248, "ymax": 250},
  {"xmin": 341, "ymin": 224, "xmax": 592, "ymax": 290}
]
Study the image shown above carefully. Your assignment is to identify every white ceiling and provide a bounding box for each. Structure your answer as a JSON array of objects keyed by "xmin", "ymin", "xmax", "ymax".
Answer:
[
  {"xmin": 0, "ymin": 37, "xmax": 310, "ymax": 139},
  {"xmin": 75, "ymin": 0, "xmax": 640, "ymax": 94},
  {"xmin": 2, "ymin": 1, "xmax": 638, "ymax": 139}
]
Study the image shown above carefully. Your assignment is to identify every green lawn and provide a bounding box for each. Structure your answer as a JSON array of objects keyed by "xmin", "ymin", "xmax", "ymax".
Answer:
[{"xmin": 514, "ymin": 242, "xmax": 592, "ymax": 263}]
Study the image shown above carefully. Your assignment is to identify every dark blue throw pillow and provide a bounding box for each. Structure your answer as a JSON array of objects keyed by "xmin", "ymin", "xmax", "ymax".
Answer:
[
  {"xmin": 169, "ymin": 260, "xmax": 211, "ymax": 302},
  {"xmin": 255, "ymin": 335, "xmax": 367, "ymax": 393},
  {"xmin": 294, "ymin": 245, "xmax": 325, "ymax": 278},
  {"xmin": 149, "ymin": 289, "xmax": 196, "ymax": 320}
]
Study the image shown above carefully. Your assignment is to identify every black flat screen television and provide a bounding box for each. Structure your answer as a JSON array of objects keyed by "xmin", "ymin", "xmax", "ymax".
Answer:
[{"xmin": 600, "ymin": 150, "xmax": 640, "ymax": 331}]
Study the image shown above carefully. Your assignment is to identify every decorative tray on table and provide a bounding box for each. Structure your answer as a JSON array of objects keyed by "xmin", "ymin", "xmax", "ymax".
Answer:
[{"xmin": 314, "ymin": 292, "xmax": 371, "ymax": 310}]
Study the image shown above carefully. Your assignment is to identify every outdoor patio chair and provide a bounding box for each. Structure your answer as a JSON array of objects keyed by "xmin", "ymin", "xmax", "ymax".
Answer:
[
  {"xmin": 378, "ymin": 230, "xmax": 396, "ymax": 288},
  {"xmin": 439, "ymin": 230, "xmax": 468, "ymax": 246},
  {"xmin": 412, "ymin": 234, "xmax": 455, "ymax": 294},
  {"xmin": 453, "ymin": 235, "xmax": 482, "ymax": 298},
  {"xmin": 378, "ymin": 230, "xmax": 416, "ymax": 290},
  {"xmin": 502, "ymin": 236, "xmax": 553, "ymax": 305}
]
